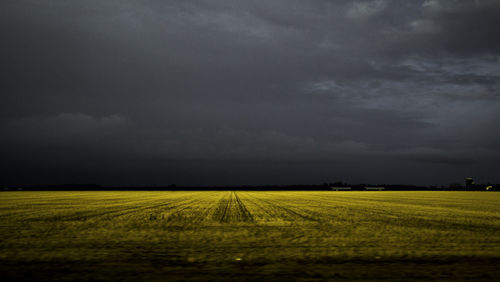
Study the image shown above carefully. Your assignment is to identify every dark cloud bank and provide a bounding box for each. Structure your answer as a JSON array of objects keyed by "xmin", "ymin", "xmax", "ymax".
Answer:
[{"xmin": 1, "ymin": 0, "xmax": 500, "ymax": 186}]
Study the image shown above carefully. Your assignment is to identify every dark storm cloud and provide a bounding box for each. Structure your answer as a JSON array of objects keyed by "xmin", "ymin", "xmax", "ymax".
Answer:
[
  {"xmin": 1, "ymin": 0, "xmax": 499, "ymax": 185},
  {"xmin": 421, "ymin": 0, "xmax": 500, "ymax": 55}
]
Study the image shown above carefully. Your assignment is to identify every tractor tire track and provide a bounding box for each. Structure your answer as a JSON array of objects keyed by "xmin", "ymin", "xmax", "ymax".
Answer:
[
  {"xmin": 242, "ymin": 192, "xmax": 282, "ymax": 220},
  {"xmin": 24, "ymin": 196, "xmax": 197, "ymax": 222},
  {"xmin": 212, "ymin": 192, "xmax": 232, "ymax": 223},
  {"xmin": 211, "ymin": 192, "xmax": 254, "ymax": 223},
  {"xmin": 248, "ymin": 194, "xmax": 321, "ymax": 222},
  {"xmin": 233, "ymin": 192, "xmax": 254, "ymax": 222}
]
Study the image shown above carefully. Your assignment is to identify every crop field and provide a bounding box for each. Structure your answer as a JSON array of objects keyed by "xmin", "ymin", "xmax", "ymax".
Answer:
[{"xmin": 1, "ymin": 191, "xmax": 500, "ymax": 281}]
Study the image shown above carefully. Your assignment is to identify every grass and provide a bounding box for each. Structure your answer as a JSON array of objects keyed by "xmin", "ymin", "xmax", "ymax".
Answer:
[{"xmin": 1, "ymin": 191, "xmax": 499, "ymax": 281}]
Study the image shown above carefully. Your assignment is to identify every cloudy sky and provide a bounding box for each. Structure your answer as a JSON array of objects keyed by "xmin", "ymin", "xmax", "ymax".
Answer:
[{"xmin": 1, "ymin": 0, "xmax": 500, "ymax": 186}]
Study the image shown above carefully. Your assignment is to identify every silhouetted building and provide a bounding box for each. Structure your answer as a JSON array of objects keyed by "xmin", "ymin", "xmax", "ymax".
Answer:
[
  {"xmin": 365, "ymin": 187, "xmax": 385, "ymax": 191},
  {"xmin": 332, "ymin": 187, "xmax": 352, "ymax": 191},
  {"xmin": 465, "ymin": 178, "xmax": 475, "ymax": 191}
]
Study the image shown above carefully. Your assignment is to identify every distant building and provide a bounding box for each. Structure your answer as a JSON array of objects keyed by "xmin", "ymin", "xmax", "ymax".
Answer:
[
  {"xmin": 465, "ymin": 178, "xmax": 475, "ymax": 191},
  {"xmin": 332, "ymin": 187, "xmax": 352, "ymax": 191},
  {"xmin": 365, "ymin": 187, "xmax": 385, "ymax": 191}
]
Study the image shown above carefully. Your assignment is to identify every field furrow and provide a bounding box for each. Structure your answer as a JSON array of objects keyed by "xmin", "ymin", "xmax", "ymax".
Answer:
[{"xmin": 211, "ymin": 192, "xmax": 254, "ymax": 223}]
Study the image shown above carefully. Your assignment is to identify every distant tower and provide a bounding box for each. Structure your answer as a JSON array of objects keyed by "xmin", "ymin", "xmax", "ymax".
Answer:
[{"xmin": 465, "ymin": 178, "xmax": 474, "ymax": 191}]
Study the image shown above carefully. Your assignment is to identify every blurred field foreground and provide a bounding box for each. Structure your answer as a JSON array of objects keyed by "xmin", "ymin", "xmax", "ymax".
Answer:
[{"xmin": 1, "ymin": 191, "xmax": 499, "ymax": 280}]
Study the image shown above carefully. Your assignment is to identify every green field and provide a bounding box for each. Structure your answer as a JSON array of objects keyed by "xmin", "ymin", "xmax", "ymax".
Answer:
[{"xmin": 1, "ymin": 191, "xmax": 499, "ymax": 281}]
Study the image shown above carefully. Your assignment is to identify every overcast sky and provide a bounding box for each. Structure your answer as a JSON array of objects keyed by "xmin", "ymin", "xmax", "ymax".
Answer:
[{"xmin": 1, "ymin": 0, "xmax": 500, "ymax": 186}]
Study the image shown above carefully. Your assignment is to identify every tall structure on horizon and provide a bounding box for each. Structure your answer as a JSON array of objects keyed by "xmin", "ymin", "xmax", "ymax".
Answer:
[{"xmin": 465, "ymin": 177, "xmax": 474, "ymax": 191}]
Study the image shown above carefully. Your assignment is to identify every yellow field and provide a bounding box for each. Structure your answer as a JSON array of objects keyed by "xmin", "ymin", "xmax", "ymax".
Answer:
[{"xmin": 1, "ymin": 191, "xmax": 499, "ymax": 280}]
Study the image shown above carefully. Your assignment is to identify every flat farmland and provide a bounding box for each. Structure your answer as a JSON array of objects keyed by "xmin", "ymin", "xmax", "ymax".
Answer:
[{"xmin": 1, "ymin": 191, "xmax": 499, "ymax": 281}]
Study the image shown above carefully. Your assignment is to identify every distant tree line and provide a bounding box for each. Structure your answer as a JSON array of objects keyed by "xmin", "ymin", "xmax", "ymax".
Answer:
[{"xmin": 2, "ymin": 182, "xmax": 499, "ymax": 191}]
